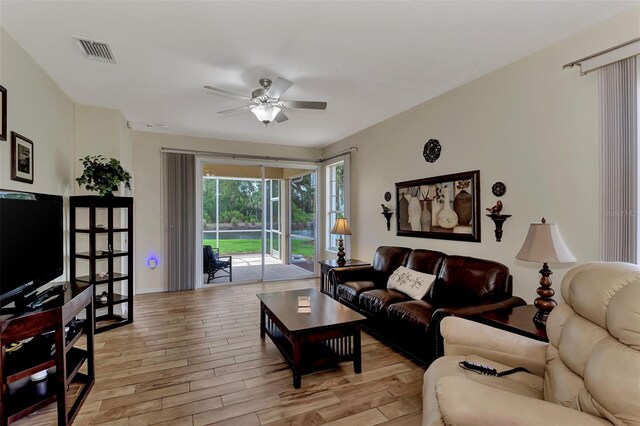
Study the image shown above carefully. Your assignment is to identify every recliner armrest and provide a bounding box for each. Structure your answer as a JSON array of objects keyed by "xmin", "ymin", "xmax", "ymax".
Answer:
[
  {"xmin": 428, "ymin": 297, "xmax": 526, "ymax": 362},
  {"xmin": 432, "ymin": 376, "xmax": 609, "ymax": 426},
  {"xmin": 439, "ymin": 317, "xmax": 547, "ymax": 376}
]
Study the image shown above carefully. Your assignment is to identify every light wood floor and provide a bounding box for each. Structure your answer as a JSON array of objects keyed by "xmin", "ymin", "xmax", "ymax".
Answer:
[{"xmin": 15, "ymin": 278, "xmax": 425, "ymax": 426}]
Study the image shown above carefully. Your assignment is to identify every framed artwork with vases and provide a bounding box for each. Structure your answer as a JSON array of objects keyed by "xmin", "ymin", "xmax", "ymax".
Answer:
[{"xmin": 395, "ymin": 170, "xmax": 480, "ymax": 242}]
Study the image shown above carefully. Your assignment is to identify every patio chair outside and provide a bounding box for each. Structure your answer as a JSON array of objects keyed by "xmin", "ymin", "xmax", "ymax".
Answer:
[{"xmin": 203, "ymin": 245, "xmax": 232, "ymax": 283}]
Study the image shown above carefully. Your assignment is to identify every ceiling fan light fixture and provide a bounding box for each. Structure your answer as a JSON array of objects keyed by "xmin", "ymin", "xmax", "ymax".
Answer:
[{"xmin": 251, "ymin": 104, "xmax": 281, "ymax": 125}]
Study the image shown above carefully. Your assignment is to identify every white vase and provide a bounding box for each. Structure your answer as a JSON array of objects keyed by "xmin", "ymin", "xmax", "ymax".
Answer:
[
  {"xmin": 431, "ymin": 199, "xmax": 442, "ymax": 227},
  {"xmin": 437, "ymin": 189, "xmax": 458, "ymax": 229},
  {"xmin": 408, "ymin": 196, "xmax": 422, "ymax": 231}
]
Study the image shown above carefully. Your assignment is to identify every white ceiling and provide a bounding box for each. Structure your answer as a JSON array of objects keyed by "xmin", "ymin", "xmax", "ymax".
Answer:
[{"xmin": 0, "ymin": 1, "xmax": 635, "ymax": 148}]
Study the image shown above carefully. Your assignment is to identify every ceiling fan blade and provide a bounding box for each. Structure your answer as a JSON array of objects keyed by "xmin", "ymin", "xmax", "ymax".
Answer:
[
  {"xmin": 217, "ymin": 105, "xmax": 252, "ymax": 114},
  {"xmin": 282, "ymin": 100, "xmax": 327, "ymax": 110},
  {"xmin": 266, "ymin": 77, "xmax": 293, "ymax": 99},
  {"xmin": 274, "ymin": 111, "xmax": 289, "ymax": 123},
  {"xmin": 204, "ymin": 85, "xmax": 251, "ymax": 101}
]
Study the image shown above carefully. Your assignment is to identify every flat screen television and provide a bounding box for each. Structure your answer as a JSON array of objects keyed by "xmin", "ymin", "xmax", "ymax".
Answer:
[{"xmin": 0, "ymin": 190, "xmax": 64, "ymax": 307}]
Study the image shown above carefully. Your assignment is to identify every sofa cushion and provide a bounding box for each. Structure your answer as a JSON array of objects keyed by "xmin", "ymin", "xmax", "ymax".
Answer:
[
  {"xmin": 359, "ymin": 289, "xmax": 411, "ymax": 317},
  {"xmin": 387, "ymin": 266, "xmax": 436, "ymax": 300},
  {"xmin": 428, "ymin": 255, "xmax": 510, "ymax": 307},
  {"xmin": 336, "ymin": 281, "xmax": 376, "ymax": 306},
  {"xmin": 387, "ymin": 299, "xmax": 436, "ymax": 329},
  {"xmin": 372, "ymin": 246, "xmax": 412, "ymax": 277},
  {"xmin": 405, "ymin": 249, "xmax": 446, "ymax": 276}
]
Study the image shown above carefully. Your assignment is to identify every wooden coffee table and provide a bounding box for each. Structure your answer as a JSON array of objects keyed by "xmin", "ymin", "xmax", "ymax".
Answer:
[{"xmin": 257, "ymin": 288, "xmax": 366, "ymax": 388}]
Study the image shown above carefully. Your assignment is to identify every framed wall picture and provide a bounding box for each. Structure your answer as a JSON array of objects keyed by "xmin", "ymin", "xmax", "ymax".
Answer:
[
  {"xmin": 11, "ymin": 132, "xmax": 34, "ymax": 184},
  {"xmin": 0, "ymin": 85, "xmax": 6, "ymax": 141},
  {"xmin": 396, "ymin": 170, "xmax": 480, "ymax": 242}
]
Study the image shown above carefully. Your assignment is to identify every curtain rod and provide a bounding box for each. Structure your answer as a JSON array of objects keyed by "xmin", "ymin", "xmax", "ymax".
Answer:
[
  {"xmin": 563, "ymin": 37, "xmax": 640, "ymax": 70},
  {"xmin": 160, "ymin": 146, "xmax": 358, "ymax": 163}
]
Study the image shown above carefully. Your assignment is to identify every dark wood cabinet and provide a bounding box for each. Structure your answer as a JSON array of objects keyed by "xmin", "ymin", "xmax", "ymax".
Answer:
[
  {"xmin": 70, "ymin": 196, "xmax": 134, "ymax": 333},
  {"xmin": 0, "ymin": 283, "xmax": 95, "ymax": 425}
]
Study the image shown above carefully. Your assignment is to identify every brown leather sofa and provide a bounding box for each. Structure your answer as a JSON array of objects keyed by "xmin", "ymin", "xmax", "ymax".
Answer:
[{"xmin": 330, "ymin": 246, "xmax": 526, "ymax": 365}]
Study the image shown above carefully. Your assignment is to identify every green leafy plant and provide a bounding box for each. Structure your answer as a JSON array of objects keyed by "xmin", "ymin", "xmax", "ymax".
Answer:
[{"xmin": 76, "ymin": 155, "xmax": 132, "ymax": 196}]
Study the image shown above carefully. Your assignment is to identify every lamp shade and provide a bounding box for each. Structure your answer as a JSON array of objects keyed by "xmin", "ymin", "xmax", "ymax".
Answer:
[
  {"xmin": 516, "ymin": 220, "xmax": 576, "ymax": 263},
  {"xmin": 331, "ymin": 218, "xmax": 352, "ymax": 236},
  {"xmin": 251, "ymin": 104, "xmax": 281, "ymax": 124}
]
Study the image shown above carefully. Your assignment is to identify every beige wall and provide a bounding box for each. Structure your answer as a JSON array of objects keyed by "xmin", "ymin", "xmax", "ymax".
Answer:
[
  {"xmin": 132, "ymin": 131, "xmax": 320, "ymax": 293},
  {"xmin": 321, "ymin": 8, "xmax": 640, "ymax": 303},
  {"xmin": 0, "ymin": 28, "xmax": 75, "ymax": 280},
  {"xmin": 0, "ymin": 28, "xmax": 75, "ymax": 196},
  {"xmin": 74, "ymin": 104, "xmax": 133, "ymax": 197}
]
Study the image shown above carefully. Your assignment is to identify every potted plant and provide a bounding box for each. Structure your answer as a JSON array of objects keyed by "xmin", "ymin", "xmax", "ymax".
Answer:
[{"xmin": 76, "ymin": 155, "xmax": 132, "ymax": 196}]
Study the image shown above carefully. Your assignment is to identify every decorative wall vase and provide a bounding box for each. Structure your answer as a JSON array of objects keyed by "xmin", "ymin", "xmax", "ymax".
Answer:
[
  {"xmin": 431, "ymin": 199, "xmax": 442, "ymax": 227},
  {"xmin": 399, "ymin": 193, "xmax": 410, "ymax": 230},
  {"xmin": 420, "ymin": 200, "xmax": 431, "ymax": 231},
  {"xmin": 453, "ymin": 189, "xmax": 472, "ymax": 226},
  {"xmin": 437, "ymin": 190, "xmax": 458, "ymax": 229},
  {"xmin": 408, "ymin": 196, "xmax": 422, "ymax": 231}
]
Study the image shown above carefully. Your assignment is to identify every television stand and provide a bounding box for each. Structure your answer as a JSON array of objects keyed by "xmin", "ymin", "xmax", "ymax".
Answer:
[
  {"xmin": 12, "ymin": 284, "xmax": 66, "ymax": 312},
  {"xmin": 0, "ymin": 282, "xmax": 95, "ymax": 425},
  {"xmin": 26, "ymin": 284, "xmax": 66, "ymax": 309}
]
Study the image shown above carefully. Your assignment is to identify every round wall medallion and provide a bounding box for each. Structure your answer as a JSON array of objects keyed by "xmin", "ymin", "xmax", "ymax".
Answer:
[
  {"xmin": 384, "ymin": 192, "xmax": 391, "ymax": 202},
  {"xmin": 492, "ymin": 182, "xmax": 507, "ymax": 197},
  {"xmin": 423, "ymin": 139, "xmax": 441, "ymax": 163}
]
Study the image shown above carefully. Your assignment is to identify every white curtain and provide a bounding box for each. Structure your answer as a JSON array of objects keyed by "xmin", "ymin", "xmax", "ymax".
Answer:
[
  {"xmin": 164, "ymin": 152, "xmax": 196, "ymax": 291},
  {"xmin": 599, "ymin": 56, "xmax": 638, "ymax": 263}
]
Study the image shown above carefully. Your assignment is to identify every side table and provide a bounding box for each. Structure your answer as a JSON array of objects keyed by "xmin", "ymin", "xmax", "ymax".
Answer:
[
  {"xmin": 472, "ymin": 305, "xmax": 548, "ymax": 342},
  {"xmin": 318, "ymin": 259, "xmax": 370, "ymax": 299}
]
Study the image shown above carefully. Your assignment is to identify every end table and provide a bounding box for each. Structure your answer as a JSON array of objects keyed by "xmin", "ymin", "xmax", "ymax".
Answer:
[
  {"xmin": 318, "ymin": 259, "xmax": 370, "ymax": 299},
  {"xmin": 472, "ymin": 305, "xmax": 548, "ymax": 342}
]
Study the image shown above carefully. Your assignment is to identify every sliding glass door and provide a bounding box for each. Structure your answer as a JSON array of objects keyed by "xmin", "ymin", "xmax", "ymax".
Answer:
[
  {"xmin": 200, "ymin": 161, "xmax": 317, "ymax": 285},
  {"xmin": 288, "ymin": 171, "xmax": 316, "ymax": 274}
]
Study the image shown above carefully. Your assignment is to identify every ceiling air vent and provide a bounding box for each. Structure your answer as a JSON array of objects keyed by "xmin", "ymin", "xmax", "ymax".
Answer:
[{"xmin": 74, "ymin": 37, "xmax": 117, "ymax": 64}]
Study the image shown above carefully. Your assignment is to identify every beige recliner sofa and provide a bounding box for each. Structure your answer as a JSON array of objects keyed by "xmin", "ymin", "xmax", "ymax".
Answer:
[{"xmin": 422, "ymin": 262, "xmax": 640, "ymax": 426}]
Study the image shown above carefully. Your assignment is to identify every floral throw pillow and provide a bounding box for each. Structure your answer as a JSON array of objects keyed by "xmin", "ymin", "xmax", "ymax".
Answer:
[{"xmin": 387, "ymin": 266, "xmax": 437, "ymax": 300}]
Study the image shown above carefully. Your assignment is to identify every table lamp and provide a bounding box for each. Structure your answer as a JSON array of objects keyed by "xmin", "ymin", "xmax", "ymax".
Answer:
[
  {"xmin": 516, "ymin": 218, "xmax": 576, "ymax": 328},
  {"xmin": 331, "ymin": 218, "xmax": 352, "ymax": 266}
]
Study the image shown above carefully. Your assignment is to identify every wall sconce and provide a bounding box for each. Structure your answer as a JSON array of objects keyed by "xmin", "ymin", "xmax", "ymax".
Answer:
[
  {"xmin": 486, "ymin": 200, "xmax": 510, "ymax": 242},
  {"xmin": 381, "ymin": 204, "xmax": 393, "ymax": 231}
]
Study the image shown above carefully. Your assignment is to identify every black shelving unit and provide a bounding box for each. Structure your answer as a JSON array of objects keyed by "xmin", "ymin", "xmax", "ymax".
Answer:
[{"xmin": 70, "ymin": 196, "xmax": 134, "ymax": 333}]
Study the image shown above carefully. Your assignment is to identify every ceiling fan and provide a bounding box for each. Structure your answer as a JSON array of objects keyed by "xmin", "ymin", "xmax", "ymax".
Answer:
[{"xmin": 204, "ymin": 77, "xmax": 327, "ymax": 126}]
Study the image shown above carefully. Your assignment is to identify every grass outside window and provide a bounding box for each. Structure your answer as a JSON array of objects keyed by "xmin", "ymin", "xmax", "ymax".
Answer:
[{"xmin": 203, "ymin": 239, "xmax": 315, "ymax": 257}]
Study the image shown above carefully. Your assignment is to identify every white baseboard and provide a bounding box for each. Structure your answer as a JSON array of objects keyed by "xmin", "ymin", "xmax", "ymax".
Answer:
[{"xmin": 135, "ymin": 286, "xmax": 166, "ymax": 295}]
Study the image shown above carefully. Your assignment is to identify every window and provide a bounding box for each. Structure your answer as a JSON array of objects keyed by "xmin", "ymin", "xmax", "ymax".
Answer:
[{"xmin": 326, "ymin": 160, "xmax": 344, "ymax": 252}]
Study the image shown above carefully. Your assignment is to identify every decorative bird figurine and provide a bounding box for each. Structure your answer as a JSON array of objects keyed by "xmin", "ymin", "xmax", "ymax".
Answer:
[
  {"xmin": 381, "ymin": 204, "xmax": 391, "ymax": 213},
  {"xmin": 486, "ymin": 200, "xmax": 503, "ymax": 215}
]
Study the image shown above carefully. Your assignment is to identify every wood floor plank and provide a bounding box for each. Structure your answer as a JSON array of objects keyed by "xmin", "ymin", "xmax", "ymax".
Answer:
[
  {"xmin": 256, "ymin": 390, "xmax": 340, "ymax": 424},
  {"xmin": 317, "ymin": 389, "xmax": 396, "ymax": 422},
  {"xmin": 12, "ymin": 279, "xmax": 426, "ymax": 426},
  {"xmin": 162, "ymin": 381, "xmax": 246, "ymax": 409},
  {"xmin": 377, "ymin": 394, "xmax": 423, "ymax": 420},
  {"xmin": 128, "ymin": 396, "xmax": 223, "ymax": 426},
  {"xmin": 322, "ymin": 408, "xmax": 388, "ymax": 426},
  {"xmin": 100, "ymin": 383, "xmax": 190, "ymax": 411},
  {"xmin": 192, "ymin": 396, "xmax": 281, "ymax": 426},
  {"xmin": 206, "ymin": 413, "xmax": 260, "ymax": 426}
]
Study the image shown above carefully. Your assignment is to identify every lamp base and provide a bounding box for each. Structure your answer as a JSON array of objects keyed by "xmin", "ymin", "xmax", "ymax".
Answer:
[
  {"xmin": 532, "ymin": 262, "xmax": 556, "ymax": 328},
  {"xmin": 336, "ymin": 238, "xmax": 346, "ymax": 266},
  {"xmin": 532, "ymin": 310, "xmax": 549, "ymax": 329}
]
